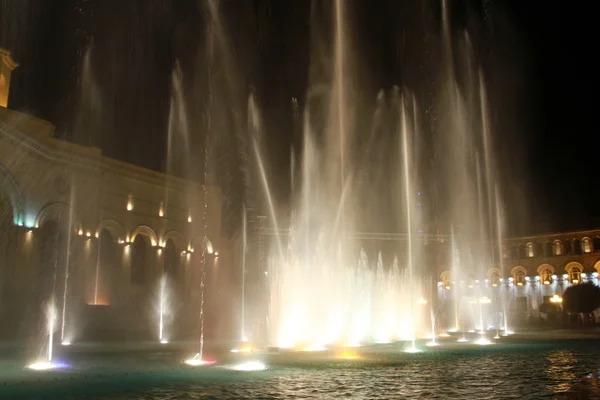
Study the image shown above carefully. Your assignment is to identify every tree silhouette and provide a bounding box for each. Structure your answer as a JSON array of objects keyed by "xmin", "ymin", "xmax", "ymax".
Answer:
[{"xmin": 563, "ymin": 282, "xmax": 600, "ymax": 314}]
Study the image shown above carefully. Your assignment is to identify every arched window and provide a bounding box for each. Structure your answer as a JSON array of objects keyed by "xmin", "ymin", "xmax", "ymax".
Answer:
[
  {"xmin": 514, "ymin": 270, "xmax": 526, "ymax": 286},
  {"xmin": 553, "ymin": 240, "xmax": 562, "ymax": 256},
  {"xmin": 490, "ymin": 271, "xmax": 500, "ymax": 287},
  {"xmin": 541, "ymin": 268, "xmax": 553, "ymax": 285},
  {"xmin": 582, "ymin": 237, "xmax": 592, "ymax": 254},
  {"xmin": 568, "ymin": 266, "xmax": 582, "ymax": 284},
  {"xmin": 527, "ymin": 242, "xmax": 535, "ymax": 258}
]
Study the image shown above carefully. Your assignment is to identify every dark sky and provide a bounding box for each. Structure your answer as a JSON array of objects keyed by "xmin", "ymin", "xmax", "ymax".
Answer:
[{"xmin": 0, "ymin": 0, "xmax": 597, "ymax": 237}]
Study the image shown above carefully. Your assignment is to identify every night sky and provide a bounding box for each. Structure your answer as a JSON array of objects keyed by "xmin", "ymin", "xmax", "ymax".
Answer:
[{"xmin": 0, "ymin": 0, "xmax": 597, "ymax": 237}]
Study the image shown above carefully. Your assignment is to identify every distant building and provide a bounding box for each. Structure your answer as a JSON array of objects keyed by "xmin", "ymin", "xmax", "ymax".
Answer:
[{"xmin": 0, "ymin": 49, "xmax": 226, "ymax": 341}]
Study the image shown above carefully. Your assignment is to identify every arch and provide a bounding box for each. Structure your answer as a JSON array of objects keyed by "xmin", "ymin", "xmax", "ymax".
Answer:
[
  {"xmin": 487, "ymin": 268, "xmax": 501, "ymax": 286},
  {"xmin": 537, "ymin": 264, "xmax": 555, "ymax": 285},
  {"xmin": 565, "ymin": 262, "xmax": 584, "ymax": 284},
  {"xmin": 130, "ymin": 225, "xmax": 158, "ymax": 247},
  {"xmin": 35, "ymin": 202, "xmax": 83, "ymax": 233},
  {"xmin": 564, "ymin": 262, "xmax": 585, "ymax": 273},
  {"xmin": 190, "ymin": 235, "xmax": 214, "ymax": 254},
  {"xmin": 594, "ymin": 260, "xmax": 600, "ymax": 274},
  {"xmin": 0, "ymin": 162, "xmax": 25, "ymax": 225},
  {"xmin": 510, "ymin": 266, "xmax": 527, "ymax": 286},
  {"xmin": 96, "ymin": 219, "xmax": 126, "ymax": 242},
  {"xmin": 162, "ymin": 230, "xmax": 186, "ymax": 250},
  {"xmin": 536, "ymin": 263, "xmax": 555, "ymax": 275}
]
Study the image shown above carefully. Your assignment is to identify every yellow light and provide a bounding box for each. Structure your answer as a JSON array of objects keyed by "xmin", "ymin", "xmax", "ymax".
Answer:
[
  {"xmin": 188, "ymin": 215, "xmax": 192, "ymax": 223},
  {"xmin": 159, "ymin": 202, "xmax": 165, "ymax": 217},
  {"xmin": 517, "ymin": 282, "xmax": 523, "ymax": 286},
  {"xmin": 543, "ymin": 281, "xmax": 550, "ymax": 285},
  {"xmin": 492, "ymin": 283, "xmax": 498, "ymax": 287},
  {"xmin": 417, "ymin": 298, "xmax": 427, "ymax": 305},
  {"xmin": 479, "ymin": 296, "xmax": 491, "ymax": 304},
  {"xmin": 573, "ymin": 279, "xmax": 579, "ymax": 284},
  {"xmin": 78, "ymin": 229, "xmax": 83, "ymax": 236},
  {"xmin": 445, "ymin": 286, "xmax": 451, "ymax": 290},
  {"xmin": 127, "ymin": 194, "xmax": 134, "ymax": 211},
  {"xmin": 550, "ymin": 294, "xmax": 563, "ymax": 304}
]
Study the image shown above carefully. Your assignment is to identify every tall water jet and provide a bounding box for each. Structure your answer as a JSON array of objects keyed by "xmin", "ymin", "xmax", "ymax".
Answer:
[
  {"xmin": 400, "ymin": 94, "xmax": 417, "ymax": 352},
  {"xmin": 157, "ymin": 275, "xmax": 169, "ymax": 343},
  {"xmin": 60, "ymin": 189, "xmax": 75, "ymax": 343},
  {"xmin": 241, "ymin": 206, "xmax": 247, "ymax": 342}
]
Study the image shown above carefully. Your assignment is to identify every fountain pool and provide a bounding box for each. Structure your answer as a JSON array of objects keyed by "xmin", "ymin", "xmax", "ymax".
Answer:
[{"xmin": 1, "ymin": 338, "xmax": 598, "ymax": 399}]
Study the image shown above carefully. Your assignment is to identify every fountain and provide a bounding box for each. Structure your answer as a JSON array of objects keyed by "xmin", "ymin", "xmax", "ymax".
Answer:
[{"xmin": 235, "ymin": 0, "xmax": 513, "ymax": 352}]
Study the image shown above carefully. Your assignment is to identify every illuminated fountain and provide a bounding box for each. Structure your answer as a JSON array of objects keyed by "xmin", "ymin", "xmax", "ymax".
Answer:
[
  {"xmin": 28, "ymin": 301, "xmax": 67, "ymax": 371},
  {"xmin": 250, "ymin": 0, "xmax": 509, "ymax": 352}
]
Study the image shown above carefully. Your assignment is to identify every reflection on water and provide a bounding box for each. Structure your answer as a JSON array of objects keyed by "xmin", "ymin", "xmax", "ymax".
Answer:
[
  {"xmin": 1, "ymin": 341, "xmax": 598, "ymax": 399},
  {"xmin": 545, "ymin": 350, "xmax": 579, "ymax": 393}
]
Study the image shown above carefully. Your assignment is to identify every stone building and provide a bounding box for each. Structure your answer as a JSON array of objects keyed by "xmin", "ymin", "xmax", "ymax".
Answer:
[
  {"xmin": 0, "ymin": 49, "xmax": 224, "ymax": 342},
  {"xmin": 436, "ymin": 230, "xmax": 600, "ymax": 325}
]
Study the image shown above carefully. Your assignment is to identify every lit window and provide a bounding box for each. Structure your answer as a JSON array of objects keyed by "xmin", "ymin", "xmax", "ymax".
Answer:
[
  {"xmin": 527, "ymin": 243, "xmax": 535, "ymax": 258},
  {"xmin": 541, "ymin": 269, "xmax": 553, "ymax": 285},
  {"xmin": 569, "ymin": 267, "xmax": 582, "ymax": 284},
  {"xmin": 553, "ymin": 240, "xmax": 562, "ymax": 256},
  {"xmin": 582, "ymin": 238, "xmax": 592, "ymax": 254},
  {"xmin": 514, "ymin": 270, "xmax": 526, "ymax": 286}
]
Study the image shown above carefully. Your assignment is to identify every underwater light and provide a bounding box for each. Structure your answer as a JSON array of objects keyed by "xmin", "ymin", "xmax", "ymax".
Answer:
[
  {"xmin": 426, "ymin": 341, "xmax": 439, "ymax": 347},
  {"xmin": 61, "ymin": 341, "xmax": 71, "ymax": 346},
  {"xmin": 160, "ymin": 339, "xmax": 169, "ymax": 344},
  {"xmin": 230, "ymin": 346, "xmax": 253, "ymax": 353},
  {"xmin": 302, "ymin": 345, "xmax": 327, "ymax": 352},
  {"xmin": 404, "ymin": 346, "xmax": 422, "ymax": 353},
  {"xmin": 229, "ymin": 361, "xmax": 267, "ymax": 371},
  {"xmin": 457, "ymin": 338, "xmax": 469, "ymax": 343},
  {"xmin": 28, "ymin": 361, "xmax": 68, "ymax": 371},
  {"xmin": 184, "ymin": 354, "xmax": 216, "ymax": 367},
  {"xmin": 475, "ymin": 338, "xmax": 493, "ymax": 346}
]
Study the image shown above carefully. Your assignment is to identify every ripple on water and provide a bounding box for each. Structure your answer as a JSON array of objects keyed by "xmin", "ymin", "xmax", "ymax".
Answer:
[{"xmin": 1, "ymin": 342, "xmax": 599, "ymax": 399}]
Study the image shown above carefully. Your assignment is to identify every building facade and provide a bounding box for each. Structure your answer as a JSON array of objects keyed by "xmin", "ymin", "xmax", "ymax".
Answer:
[
  {"xmin": 0, "ymin": 49, "xmax": 224, "ymax": 341},
  {"xmin": 436, "ymin": 230, "xmax": 600, "ymax": 326}
]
